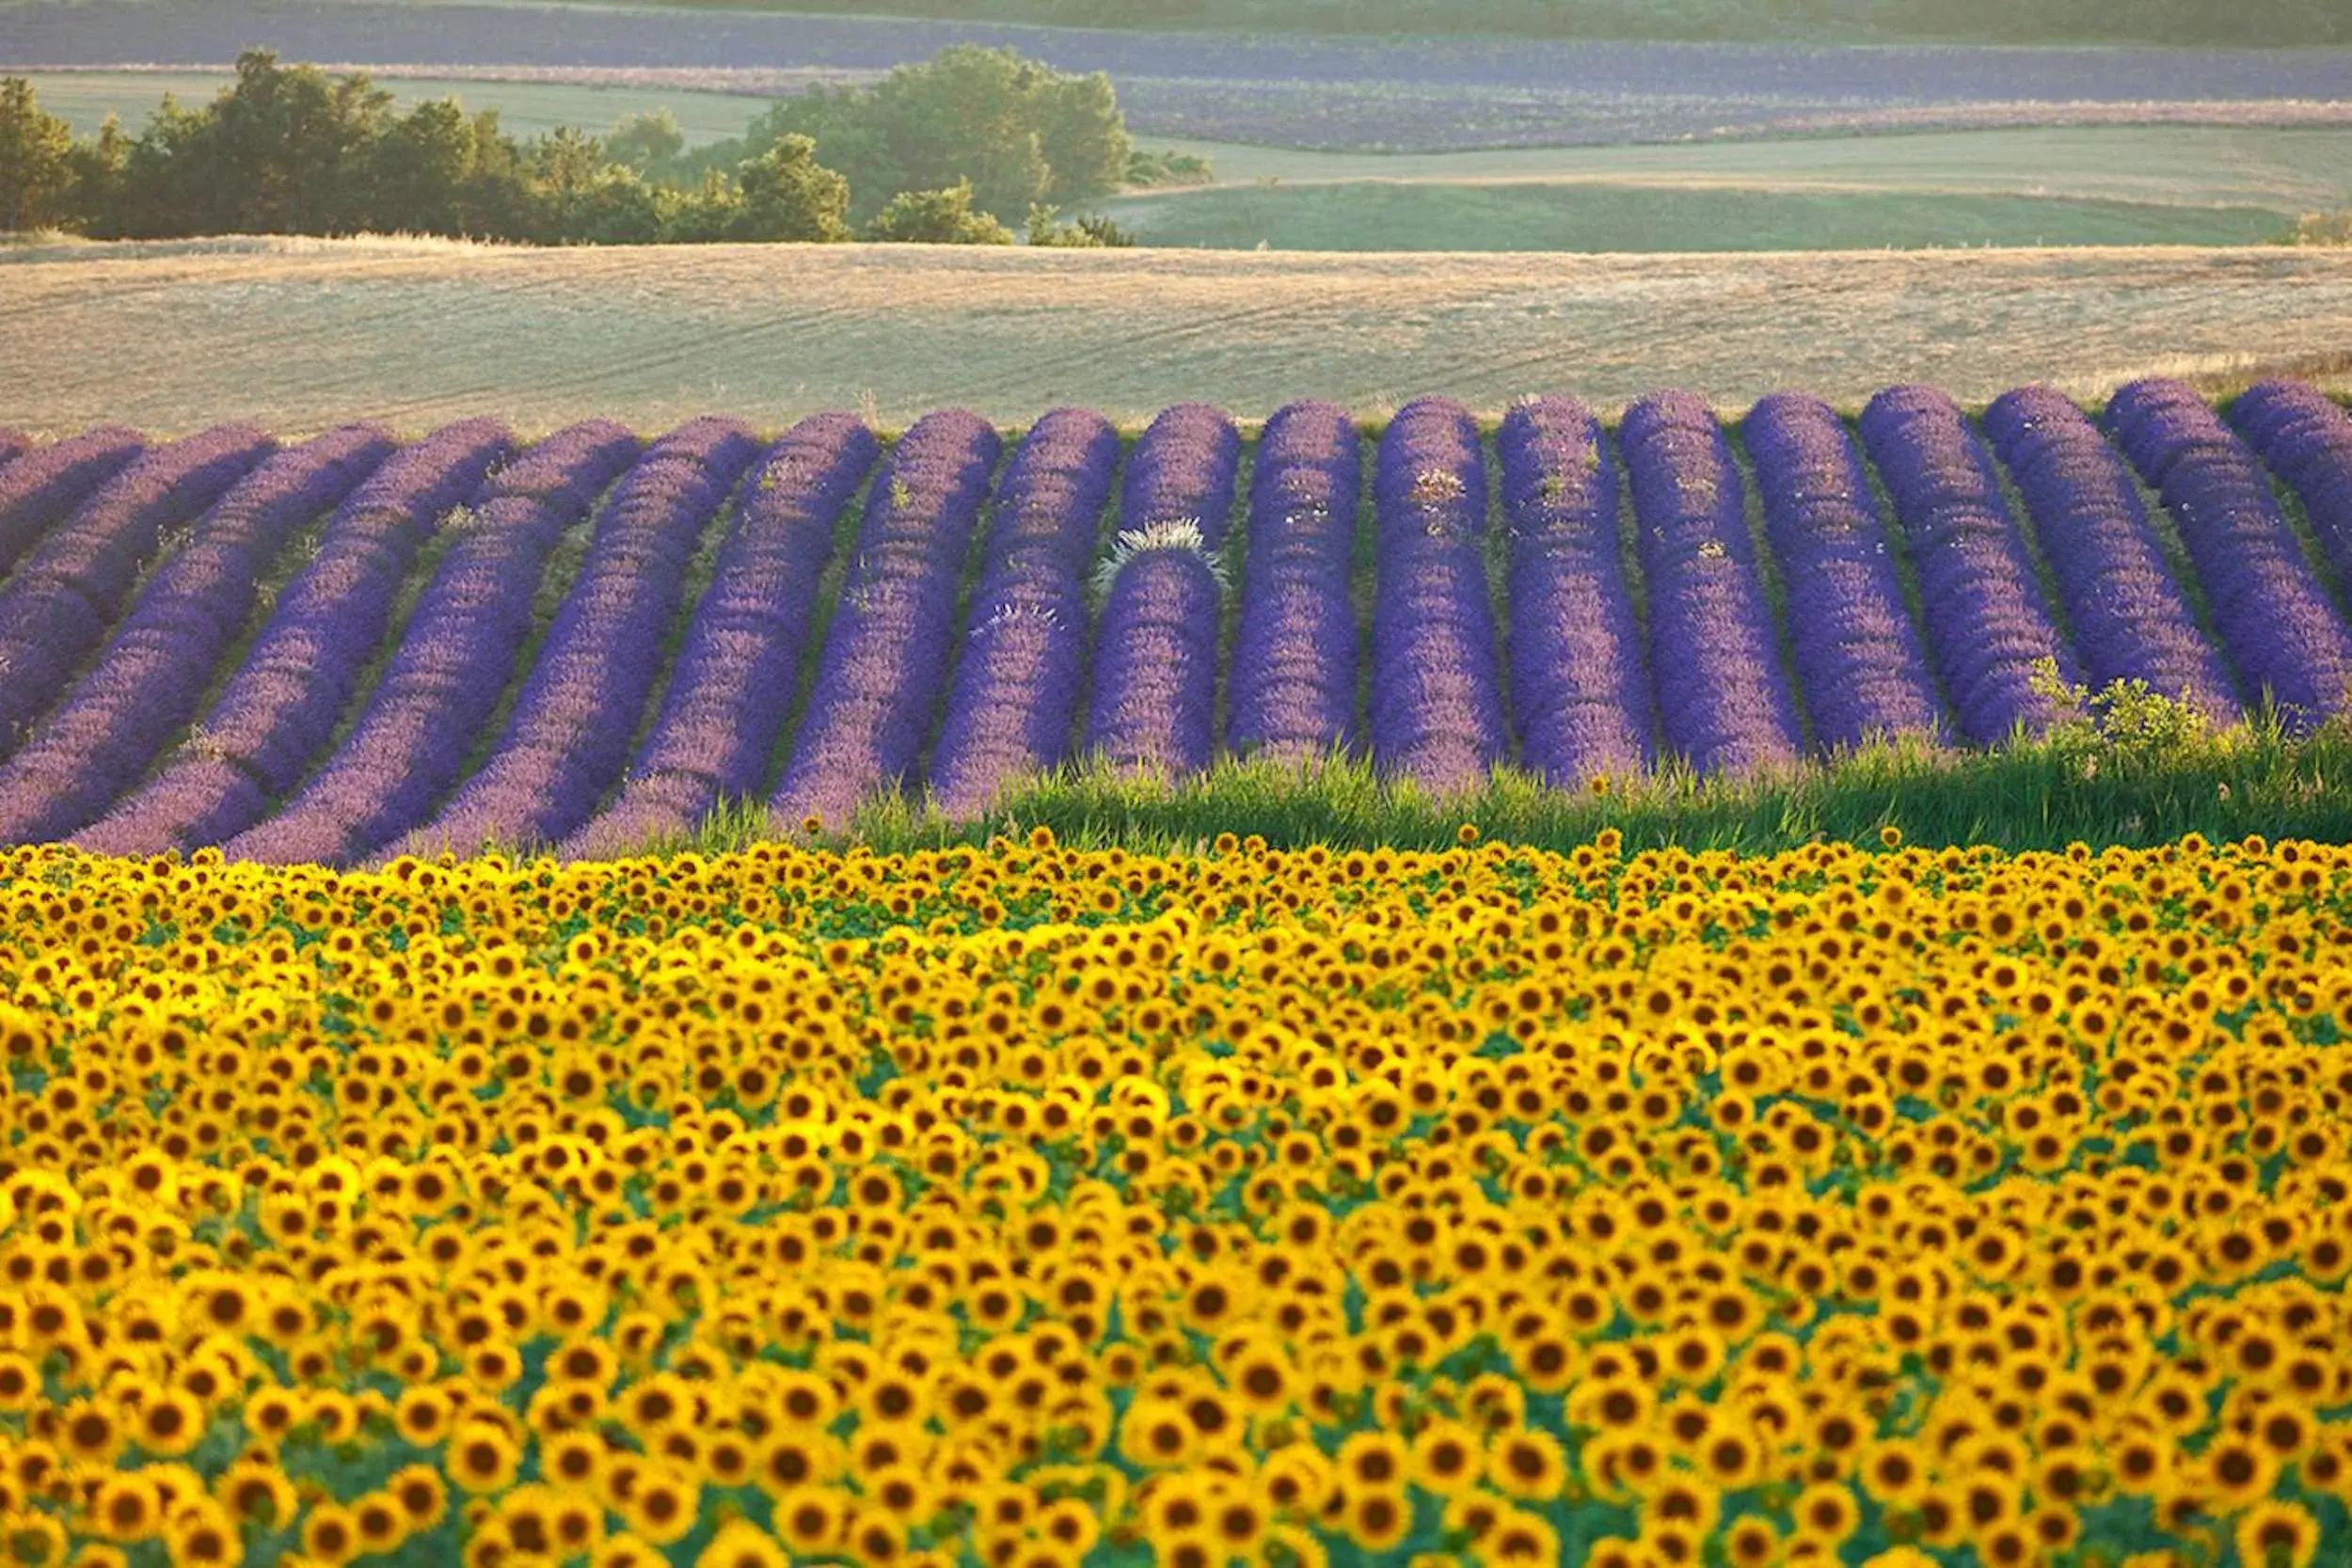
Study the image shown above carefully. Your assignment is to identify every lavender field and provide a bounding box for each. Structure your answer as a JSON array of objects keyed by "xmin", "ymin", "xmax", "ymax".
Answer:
[
  {"xmin": 9, "ymin": 0, "xmax": 2352, "ymax": 148},
  {"xmin": 0, "ymin": 378, "xmax": 2347, "ymax": 862}
]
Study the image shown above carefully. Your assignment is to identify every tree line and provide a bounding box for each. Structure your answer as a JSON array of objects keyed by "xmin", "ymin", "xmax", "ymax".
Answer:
[{"xmin": 0, "ymin": 47, "xmax": 1157, "ymax": 245}]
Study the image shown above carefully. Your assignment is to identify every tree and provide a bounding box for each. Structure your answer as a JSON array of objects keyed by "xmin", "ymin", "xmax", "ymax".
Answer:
[
  {"xmin": 605, "ymin": 109, "xmax": 685, "ymax": 177},
  {"xmin": 527, "ymin": 125, "xmax": 614, "ymax": 240},
  {"xmin": 1026, "ymin": 202, "xmax": 1135, "ymax": 247},
  {"xmin": 103, "ymin": 94, "xmax": 209, "ymax": 239},
  {"xmin": 864, "ymin": 179, "xmax": 1015, "ymax": 244},
  {"xmin": 725, "ymin": 45, "xmax": 1131, "ymax": 225},
  {"xmin": 730, "ymin": 135, "xmax": 850, "ymax": 242},
  {"xmin": 366, "ymin": 97, "xmax": 480, "ymax": 234},
  {"xmin": 65, "ymin": 113, "xmax": 130, "ymax": 232},
  {"xmin": 449, "ymin": 109, "xmax": 535, "ymax": 239},
  {"xmin": 189, "ymin": 51, "xmax": 395, "ymax": 233},
  {"xmin": 0, "ymin": 78, "xmax": 76, "ymax": 232},
  {"xmin": 1032, "ymin": 69, "xmax": 1131, "ymax": 208}
]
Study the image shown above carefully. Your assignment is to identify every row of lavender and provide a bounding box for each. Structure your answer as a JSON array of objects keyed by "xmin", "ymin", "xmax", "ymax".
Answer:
[{"xmin": 0, "ymin": 376, "xmax": 2346, "ymax": 861}]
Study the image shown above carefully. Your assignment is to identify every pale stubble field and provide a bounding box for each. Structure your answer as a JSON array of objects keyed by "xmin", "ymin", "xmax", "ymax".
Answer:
[{"xmin": 5, "ymin": 237, "xmax": 2348, "ymax": 435}]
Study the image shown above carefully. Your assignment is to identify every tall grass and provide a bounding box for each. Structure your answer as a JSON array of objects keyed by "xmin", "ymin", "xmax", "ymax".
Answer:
[{"xmin": 491, "ymin": 678, "xmax": 2352, "ymax": 863}]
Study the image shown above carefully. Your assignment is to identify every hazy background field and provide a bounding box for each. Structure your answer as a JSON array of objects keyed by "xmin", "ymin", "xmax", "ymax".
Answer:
[
  {"xmin": 24, "ymin": 68, "xmax": 2347, "ymax": 252},
  {"xmin": 4, "ymin": 0, "xmax": 2347, "ymax": 428},
  {"xmin": 11, "ymin": 0, "xmax": 2352, "ymax": 251},
  {"xmin": 3, "ymin": 237, "xmax": 2344, "ymax": 436}
]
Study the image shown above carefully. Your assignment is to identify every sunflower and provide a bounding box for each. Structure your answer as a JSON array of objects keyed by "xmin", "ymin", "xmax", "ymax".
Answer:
[
  {"xmin": 1699, "ymin": 1427, "xmax": 1763, "ymax": 1492},
  {"xmin": 301, "ymin": 1502, "xmax": 361, "ymax": 1567},
  {"xmin": 1486, "ymin": 1429, "xmax": 1567, "ymax": 1503},
  {"xmin": 163, "ymin": 1502, "xmax": 242, "ymax": 1568},
  {"xmin": 1486, "ymin": 1508, "xmax": 1560, "ymax": 1564},
  {"xmin": 59, "ymin": 1399, "xmax": 124, "ymax": 1465},
  {"xmin": 1034, "ymin": 1498, "xmax": 1100, "ymax": 1557},
  {"xmin": 1859, "ymin": 1439, "xmax": 1932, "ymax": 1507},
  {"xmin": 2236, "ymin": 1499, "xmax": 2321, "ymax": 1568},
  {"xmin": 350, "ymin": 1493, "xmax": 407, "ymax": 1557},
  {"xmin": 1224, "ymin": 1339, "xmax": 1295, "ymax": 1418},
  {"xmin": 1258, "ymin": 1443, "xmax": 1337, "ymax": 1521},
  {"xmin": 2, "ymin": 1513, "xmax": 64, "ymax": 1568},
  {"xmin": 386, "ymin": 1465, "xmax": 450, "ymax": 1532},
  {"xmin": 1511, "ymin": 1331, "xmax": 1581, "ymax": 1395},
  {"xmin": 1573, "ymin": 1378, "xmax": 1655, "ymax": 1433},
  {"xmin": 393, "ymin": 1386, "xmax": 453, "ymax": 1447},
  {"xmin": 499, "ymin": 1488, "xmax": 564, "ymax": 1560},
  {"xmin": 595, "ymin": 1536, "xmax": 673, "ymax": 1568},
  {"xmin": 1118, "ymin": 1397, "xmax": 1200, "ymax": 1470},
  {"xmin": 1791, "ymin": 1482, "xmax": 1859, "ymax": 1548},
  {"xmin": 88, "ymin": 1473, "xmax": 159, "ymax": 1543},
  {"xmin": 1407, "ymin": 1418, "xmax": 1485, "ymax": 1497},
  {"xmin": 447, "ymin": 1422, "xmax": 523, "ymax": 1496},
  {"xmin": 775, "ymin": 1485, "xmax": 846, "ymax": 1557},
  {"xmin": 214, "ymin": 1462, "xmax": 296, "ymax": 1530},
  {"xmin": 1206, "ymin": 1492, "xmax": 1267, "ymax": 1558},
  {"xmin": 1342, "ymin": 1488, "xmax": 1413, "ymax": 1554},
  {"xmin": 698, "ymin": 1521, "xmax": 792, "ymax": 1568},
  {"xmin": 127, "ymin": 1387, "xmax": 207, "ymax": 1459},
  {"xmin": 2204, "ymin": 1435, "xmax": 2282, "ymax": 1513},
  {"xmin": 0, "ymin": 1355, "xmax": 39, "ymax": 1414},
  {"xmin": 1645, "ymin": 1475, "xmax": 1721, "ymax": 1538},
  {"xmin": 1724, "ymin": 1515, "xmax": 1780, "ymax": 1568}
]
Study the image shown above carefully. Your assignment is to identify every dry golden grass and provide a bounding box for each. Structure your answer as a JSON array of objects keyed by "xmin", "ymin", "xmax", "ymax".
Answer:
[{"xmin": 4, "ymin": 236, "xmax": 2348, "ymax": 435}]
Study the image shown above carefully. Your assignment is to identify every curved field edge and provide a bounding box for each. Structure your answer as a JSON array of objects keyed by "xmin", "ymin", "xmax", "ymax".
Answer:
[{"xmin": 4, "ymin": 239, "xmax": 2351, "ymax": 436}]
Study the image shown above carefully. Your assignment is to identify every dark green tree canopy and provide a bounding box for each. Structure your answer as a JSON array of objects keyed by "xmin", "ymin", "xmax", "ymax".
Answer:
[
  {"xmin": 863, "ymin": 178, "xmax": 1017, "ymax": 244},
  {"xmin": 713, "ymin": 45, "xmax": 1132, "ymax": 225},
  {"xmin": 0, "ymin": 77, "xmax": 76, "ymax": 232},
  {"xmin": 0, "ymin": 50, "xmax": 1140, "ymax": 248}
]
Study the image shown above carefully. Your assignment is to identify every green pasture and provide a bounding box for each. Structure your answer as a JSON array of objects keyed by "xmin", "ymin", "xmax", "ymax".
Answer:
[{"xmin": 1101, "ymin": 182, "xmax": 2293, "ymax": 252}]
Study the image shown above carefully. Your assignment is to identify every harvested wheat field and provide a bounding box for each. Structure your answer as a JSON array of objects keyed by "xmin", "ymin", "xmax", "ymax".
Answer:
[{"xmin": 3, "ymin": 238, "xmax": 2349, "ymax": 435}]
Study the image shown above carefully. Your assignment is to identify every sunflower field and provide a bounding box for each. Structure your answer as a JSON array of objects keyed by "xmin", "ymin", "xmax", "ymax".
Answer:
[{"xmin": 0, "ymin": 827, "xmax": 2341, "ymax": 1568}]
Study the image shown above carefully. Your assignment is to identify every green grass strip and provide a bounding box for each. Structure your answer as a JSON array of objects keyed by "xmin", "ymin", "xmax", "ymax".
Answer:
[{"xmin": 472, "ymin": 681, "xmax": 2352, "ymax": 863}]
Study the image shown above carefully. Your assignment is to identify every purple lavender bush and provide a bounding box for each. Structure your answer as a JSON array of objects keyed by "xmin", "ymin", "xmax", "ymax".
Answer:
[
  {"xmin": 1983, "ymin": 386, "xmax": 2242, "ymax": 724},
  {"xmin": 769, "ymin": 409, "xmax": 1001, "ymax": 833},
  {"xmin": 1860, "ymin": 385, "xmax": 2076, "ymax": 746},
  {"xmin": 2109, "ymin": 377, "xmax": 2352, "ymax": 730},
  {"xmin": 2230, "ymin": 380, "xmax": 2352, "ymax": 596},
  {"xmin": 564, "ymin": 413, "xmax": 878, "ymax": 858},
  {"xmin": 0, "ymin": 428, "xmax": 393, "ymax": 846},
  {"xmin": 1366, "ymin": 396, "xmax": 1508, "ymax": 794},
  {"xmin": 394, "ymin": 418, "xmax": 761, "ymax": 857},
  {"xmin": 1741, "ymin": 392, "xmax": 1944, "ymax": 752},
  {"xmin": 1226, "ymin": 400, "xmax": 1361, "ymax": 764},
  {"xmin": 0, "ymin": 427, "xmax": 144, "ymax": 578},
  {"xmin": 1116, "ymin": 403, "xmax": 1243, "ymax": 551},
  {"xmin": 1083, "ymin": 549, "xmax": 1223, "ymax": 781},
  {"xmin": 1621, "ymin": 390, "xmax": 1803, "ymax": 775},
  {"xmin": 1498, "ymin": 394, "xmax": 1654, "ymax": 784},
  {"xmin": 75, "ymin": 420, "xmax": 512, "ymax": 856},
  {"xmin": 1081, "ymin": 404, "xmax": 1242, "ymax": 782},
  {"xmin": 928, "ymin": 407, "xmax": 1120, "ymax": 820},
  {"xmin": 224, "ymin": 421, "xmax": 639, "ymax": 865},
  {"xmin": 0, "ymin": 426, "xmax": 272, "ymax": 764}
]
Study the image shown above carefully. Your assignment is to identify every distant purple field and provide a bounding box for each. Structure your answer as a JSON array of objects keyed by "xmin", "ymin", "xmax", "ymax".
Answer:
[
  {"xmin": 8, "ymin": 0, "xmax": 2351, "ymax": 148},
  {"xmin": 5, "ymin": 379, "xmax": 2352, "ymax": 860}
]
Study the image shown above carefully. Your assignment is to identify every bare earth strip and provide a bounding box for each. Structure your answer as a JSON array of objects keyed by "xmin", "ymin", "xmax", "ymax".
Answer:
[{"xmin": 2, "ymin": 238, "xmax": 2346, "ymax": 436}]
